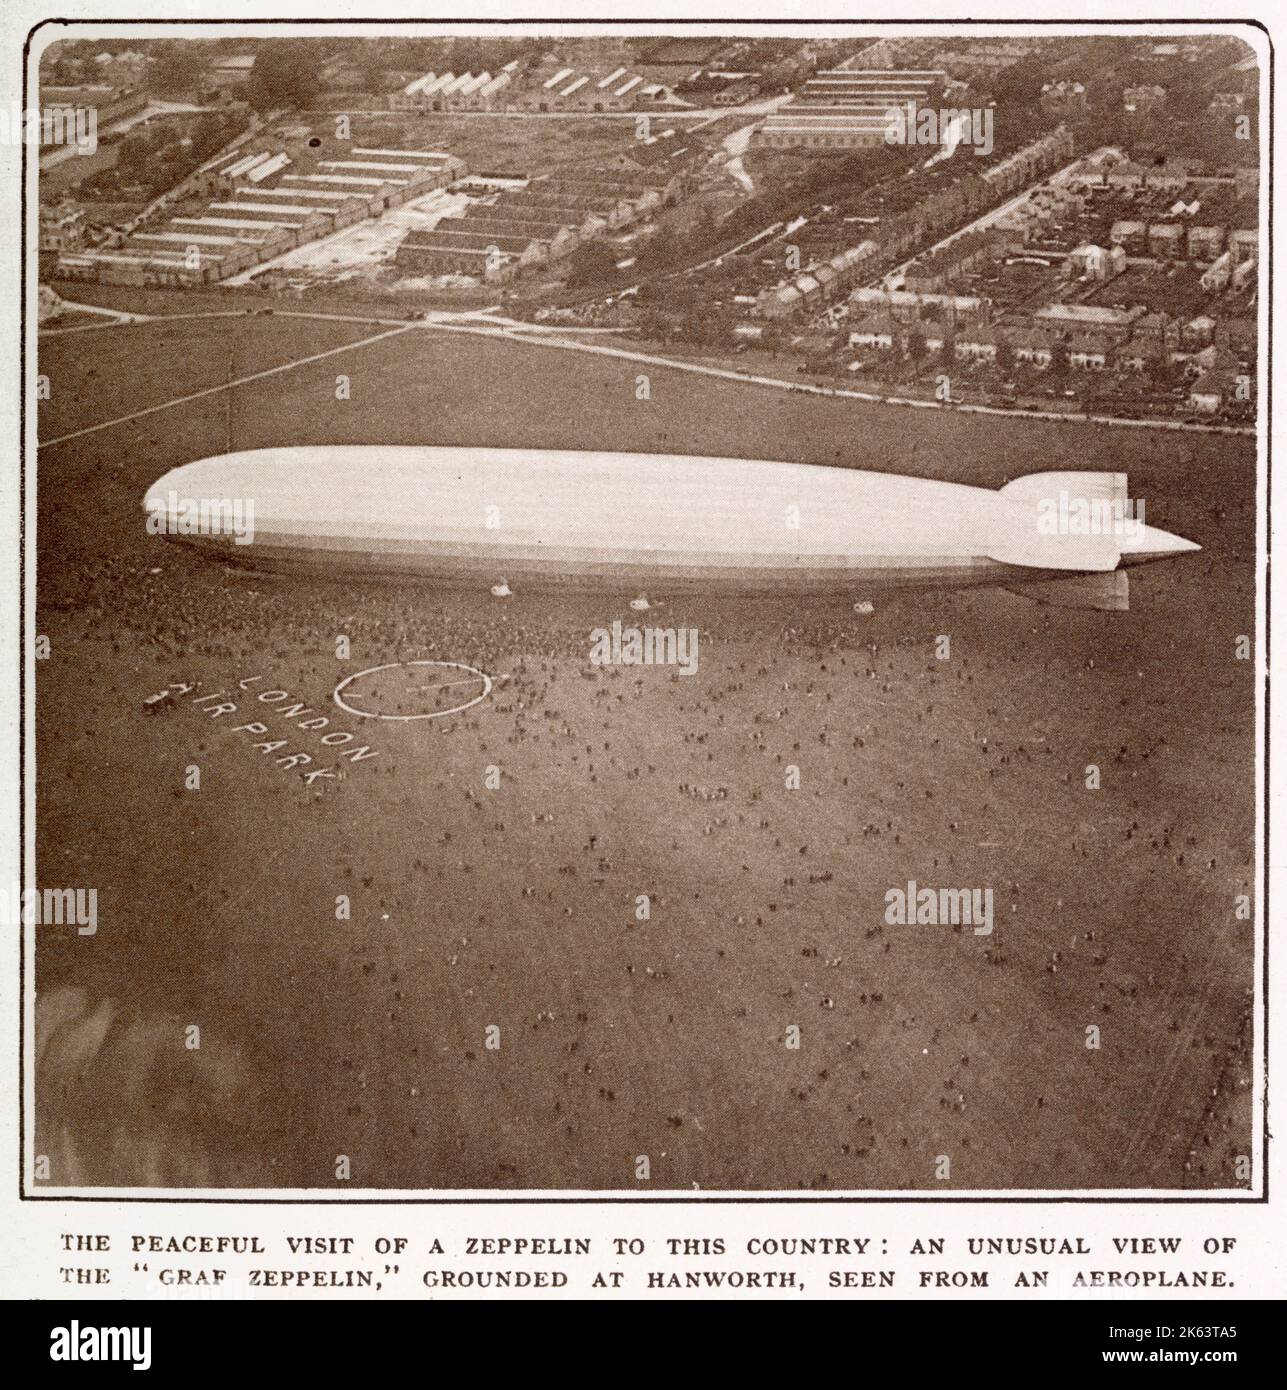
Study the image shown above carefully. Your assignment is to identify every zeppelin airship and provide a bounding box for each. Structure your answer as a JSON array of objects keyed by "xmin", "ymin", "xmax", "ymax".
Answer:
[{"xmin": 142, "ymin": 446, "xmax": 1200, "ymax": 610}]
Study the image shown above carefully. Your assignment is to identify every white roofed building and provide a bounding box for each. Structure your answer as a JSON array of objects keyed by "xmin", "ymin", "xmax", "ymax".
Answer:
[
  {"xmin": 517, "ymin": 59, "xmax": 669, "ymax": 110},
  {"xmin": 391, "ymin": 69, "xmax": 513, "ymax": 111}
]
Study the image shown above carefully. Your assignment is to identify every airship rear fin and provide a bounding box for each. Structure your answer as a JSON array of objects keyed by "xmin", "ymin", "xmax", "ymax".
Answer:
[
  {"xmin": 988, "ymin": 470, "xmax": 1128, "ymax": 571},
  {"xmin": 1007, "ymin": 569, "xmax": 1130, "ymax": 612},
  {"xmin": 1000, "ymin": 470, "xmax": 1128, "ymax": 510}
]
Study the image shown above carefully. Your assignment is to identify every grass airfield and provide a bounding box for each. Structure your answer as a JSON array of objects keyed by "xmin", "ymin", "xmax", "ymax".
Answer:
[{"xmin": 32, "ymin": 313, "xmax": 1257, "ymax": 1191}]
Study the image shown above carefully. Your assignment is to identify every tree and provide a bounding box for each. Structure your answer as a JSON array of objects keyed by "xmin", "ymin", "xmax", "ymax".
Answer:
[
  {"xmin": 685, "ymin": 204, "xmax": 720, "ymax": 250},
  {"xmin": 356, "ymin": 57, "xmax": 387, "ymax": 95},
  {"xmin": 247, "ymin": 42, "xmax": 325, "ymax": 113},
  {"xmin": 567, "ymin": 240, "xmax": 620, "ymax": 286},
  {"xmin": 150, "ymin": 42, "xmax": 207, "ymax": 97},
  {"xmin": 1049, "ymin": 338, "xmax": 1071, "ymax": 379},
  {"xmin": 637, "ymin": 225, "xmax": 683, "ymax": 275},
  {"xmin": 760, "ymin": 323, "xmax": 786, "ymax": 357}
]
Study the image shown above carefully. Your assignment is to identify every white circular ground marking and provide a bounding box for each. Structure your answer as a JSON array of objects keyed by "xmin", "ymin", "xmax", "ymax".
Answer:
[{"xmin": 334, "ymin": 660, "xmax": 495, "ymax": 722}]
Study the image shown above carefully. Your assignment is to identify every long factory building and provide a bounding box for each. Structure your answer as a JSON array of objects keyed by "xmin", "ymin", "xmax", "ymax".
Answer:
[
  {"xmin": 755, "ymin": 68, "xmax": 947, "ymax": 151},
  {"xmin": 394, "ymin": 170, "xmax": 670, "ymax": 282},
  {"xmin": 57, "ymin": 144, "xmax": 467, "ymax": 287}
]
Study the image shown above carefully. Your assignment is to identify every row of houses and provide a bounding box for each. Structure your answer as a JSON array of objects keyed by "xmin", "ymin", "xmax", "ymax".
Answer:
[
  {"xmin": 1040, "ymin": 81, "xmax": 1088, "ymax": 114},
  {"xmin": 924, "ymin": 38, "xmax": 1051, "ymax": 74},
  {"xmin": 56, "ymin": 143, "xmax": 467, "ymax": 287},
  {"xmin": 1075, "ymin": 152, "xmax": 1257, "ymax": 196},
  {"xmin": 1200, "ymin": 249, "xmax": 1259, "ymax": 293},
  {"xmin": 993, "ymin": 177, "xmax": 1089, "ymax": 244},
  {"xmin": 845, "ymin": 307, "xmax": 1254, "ymax": 410},
  {"xmin": 903, "ymin": 227, "xmax": 1007, "ymax": 294},
  {"xmin": 754, "ymin": 128, "xmax": 1076, "ymax": 319},
  {"xmin": 844, "ymin": 286, "xmax": 990, "ymax": 325},
  {"xmin": 915, "ymin": 219, "xmax": 1251, "ymax": 296},
  {"xmin": 52, "ymin": 48, "xmax": 151, "ymax": 87},
  {"xmin": 992, "ymin": 189, "xmax": 1258, "ymax": 293},
  {"xmin": 1101, "ymin": 217, "xmax": 1257, "ymax": 264},
  {"xmin": 755, "ymin": 241, "xmax": 882, "ymax": 316},
  {"xmin": 834, "ymin": 281, "xmax": 1255, "ymax": 363},
  {"xmin": 980, "ymin": 126, "xmax": 1077, "ymax": 193},
  {"xmin": 984, "ymin": 148, "xmax": 1259, "ymax": 275},
  {"xmin": 39, "ymin": 201, "xmax": 88, "ymax": 252}
]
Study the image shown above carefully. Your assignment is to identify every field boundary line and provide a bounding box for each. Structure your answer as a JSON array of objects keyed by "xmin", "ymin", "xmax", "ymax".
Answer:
[{"xmin": 39, "ymin": 323, "xmax": 416, "ymax": 448}]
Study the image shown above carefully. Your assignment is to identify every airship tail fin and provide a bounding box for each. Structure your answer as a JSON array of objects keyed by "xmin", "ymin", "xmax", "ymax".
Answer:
[
  {"xmin": 1007, "ymin": 569, "xmax": 1130, "ymax": 612},
  {"xmin": 988, "ymin": 470, "xmax": 1129, "ymax": 572},
  {"xmin": 999, "ymin": 470, "xmax": 1129, "ymax": 511}
]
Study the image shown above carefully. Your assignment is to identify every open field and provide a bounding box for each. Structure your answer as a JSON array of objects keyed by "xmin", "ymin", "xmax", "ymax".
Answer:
[
  {"xmin": 353, "ymin": 113, "xmax": 655, "ymax": 179},
  {"xmin": 32, "ymin": 315, "xmax": 1257, "ymax": 1190}
]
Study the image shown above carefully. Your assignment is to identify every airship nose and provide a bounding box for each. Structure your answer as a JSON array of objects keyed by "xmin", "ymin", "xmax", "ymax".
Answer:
[{"xmin": 1123, "ymin": 524, "xmax": 1202, "ymax": 563}]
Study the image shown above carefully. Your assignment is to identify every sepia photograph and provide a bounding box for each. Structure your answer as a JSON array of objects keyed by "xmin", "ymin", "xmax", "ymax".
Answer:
[{"xmin": 25, "ymin": 17, "xmax": 1265, "ymax": 1199}]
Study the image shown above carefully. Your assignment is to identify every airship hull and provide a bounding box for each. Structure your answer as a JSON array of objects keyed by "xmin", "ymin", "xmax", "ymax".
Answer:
[
  {"xmin": 191, "ymin": 533, "xmax": 1023, "ymax": 595},
  {"xmin": 143, "ymin": 446, "xmax": 1198, "ymax": 602}
]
